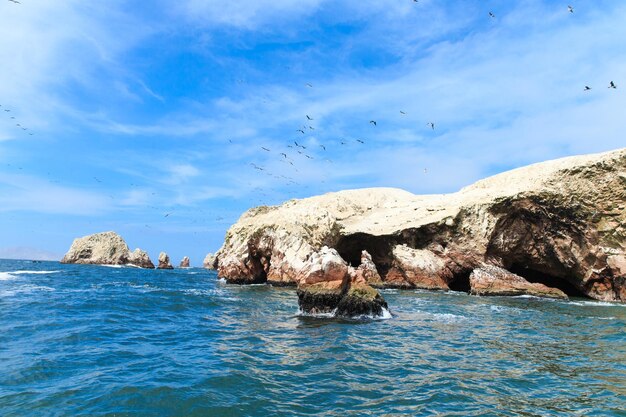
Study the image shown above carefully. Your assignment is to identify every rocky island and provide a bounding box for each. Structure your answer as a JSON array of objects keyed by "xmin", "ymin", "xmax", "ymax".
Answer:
[
  {"xmin": 61, "ymin": 231, "xmax": 154, "ymax": 268},
  {"xmin": 215, "ymin": 148, "xmax": 626, "ymax": 315}
]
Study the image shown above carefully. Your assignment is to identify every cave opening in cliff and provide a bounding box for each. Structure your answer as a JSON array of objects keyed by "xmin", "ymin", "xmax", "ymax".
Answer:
[
  {"xmin": 509, "ymin": 263, "xmax": 587, "ymax": 297},
  {"xmin": 335, "ymin": 233, "xmax": 394, "ymax": 270},
  {"xmin": 448, "ymin": 270, "xmax": 471, "ymax": 293},
  {"xmin": 249, "ymin": 256, "xmax": 268, "ymax": 284}
]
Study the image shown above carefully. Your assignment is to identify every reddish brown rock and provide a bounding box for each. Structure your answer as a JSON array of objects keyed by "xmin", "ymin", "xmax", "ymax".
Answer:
[
  {"xmin": 157, "ymin": 252, "xmax": 174, "ymax": 270},
  {"xmin": 180, "ymin": 256, "xmax": 190, "ymax": 268},
  {"xmin": 353, "ymin": 250, "xmax": 384, "ymax": 287},
  {"xmin": 469, "ymin": 265, "xmax": 567, "ymax": 299},
  {"xmin": 295, "ymin": 247, "xmax": 388, "ymax": 317}
]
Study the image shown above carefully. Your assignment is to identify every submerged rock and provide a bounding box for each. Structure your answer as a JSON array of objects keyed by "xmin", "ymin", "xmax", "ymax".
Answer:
[
  {"xmin": 157, "ymin": 252, "xmax": 174, "ymax": 270},
  {"xmin": 216, "ymin": 148, "xmax": 626, "ymax": 303},
  {"xmin": 469, "ymin": 265, "xmax": 567, "ymax": 299},
  {"xmin": 61, "ymin": 231, "xmax": 154, "ymax": 268},
  {"xmin": 180, "ymin": 256, "xmax": 190, "ymax": 268},
  {"xmin": 295, "ymin": 247, "xmax": 388, "ymax": 317}
]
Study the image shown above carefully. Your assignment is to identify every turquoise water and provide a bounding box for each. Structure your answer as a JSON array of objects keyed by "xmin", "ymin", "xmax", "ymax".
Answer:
[{"xmin": 1, "ymin": 259, "xmax": 625, "ymax": 416}]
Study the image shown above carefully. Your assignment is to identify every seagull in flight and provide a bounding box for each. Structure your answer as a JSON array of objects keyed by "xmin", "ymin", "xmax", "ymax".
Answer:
[
  {"xmin": 400, "ymin": 111, "xmax": 406, "ymax": 115},
  {"xmin": 568, "ymin": 5, "xmax": 574, "ymax": 13},
  {"xmin": 609, "ymin": 81, "xmax": 617, "ymax": 89},
  {"xmin": 306, "ymin": 115, "xmax": 313, "ymax": 120},
  {"xmin": 8, "ymin": 0, "xmax": 21, "ymax": 4},
  {"xmin": 427, "ymin": 122, "xmax": 435, "ymax": 130},
  {"xmin": 369, "ymin": 120, "xmax": 377, "ymax": 126},
  {"xmin": 297, "ymin": 129, "xmax": 305, "ymax": 134},
  {"xmin": 261, "ymin": 147, "xmax": 270, "ymax": 152},
  {"xmin": 584, "ymin": 86, "xmax": 592, "ymax": 91},
  {"xmin": 280, "ymin": 152, "xmax": 287, "ymax": 158},
  {"xmin": 320, "ymin": 144, "xmax": 326, "ymax": 151},
  {"xmin": 356, "ymin": 139, "xmax": 365, "ymax": 144},
  {"xmin": 489, "ymin": 11, "xmax": 495, "ymax": 18}
]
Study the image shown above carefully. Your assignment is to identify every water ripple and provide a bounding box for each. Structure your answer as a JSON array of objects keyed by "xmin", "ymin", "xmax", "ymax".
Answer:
[{"xmin": 0, "ymin": 259, "xmax": 624, "ymax": 416}]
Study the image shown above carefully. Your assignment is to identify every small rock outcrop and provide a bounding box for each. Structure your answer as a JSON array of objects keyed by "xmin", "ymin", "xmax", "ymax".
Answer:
[
  {"xmin": 157, "ymin": 252, "xmax": 174, "ymax": 270},
  {"xmin": 203, "ymin": 253, "xmax": 217, "ymax": 270},
  {"xmin": 295, "ymin": 247, "xmax": 388, "ymax": 317},
  {"xmin": 61, "ymin": 231, "xmax": 154, "ymax": 268},
  {"xmin": 180, "ymin": 256, "xmax": 190, "ymax": 268},
  {"xmin": 215, "ymin": 148, "xmax": 626, "ymax": 303},
  {"xmin": 469, "ymin": 265, "xmax": 568, "ymax": 299}
]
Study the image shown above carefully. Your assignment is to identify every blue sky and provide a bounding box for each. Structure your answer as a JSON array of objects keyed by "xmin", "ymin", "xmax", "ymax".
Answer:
[{"xmin": 0, "ymin": 0, "xmax": 624, "ymax": 265}]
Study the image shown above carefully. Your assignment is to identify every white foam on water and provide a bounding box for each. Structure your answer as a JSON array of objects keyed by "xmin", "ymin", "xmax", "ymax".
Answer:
[
  {"xmin": 0, "ymin": 284, "xmax": 55, "ymax": 297},
  {"xmin": 0, "ymin": 272, "xmax": 16, "ymax": 280},
  {"xmin": 12, "ymin": 270, "xmax": 60, "ymax": 275},
  {"xmin": 297, "ymin": 308, "xmax": 338, "ymax": 318},
  {"xmin": 565, "ymin": 300, "xmax": 626, "ymax": 308},
  {"xmin": 101, "ymin": 264, "xmax": 124, "ymax": 268}
]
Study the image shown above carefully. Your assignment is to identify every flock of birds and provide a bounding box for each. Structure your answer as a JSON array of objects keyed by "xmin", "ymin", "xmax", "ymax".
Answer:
[
  {"xmin": 1, "ymin": 0, "xmax": 621, "ymax": 214},
  {"xmin": 0, "ymin": 104, "xmax": 35, "ymax": 136}
]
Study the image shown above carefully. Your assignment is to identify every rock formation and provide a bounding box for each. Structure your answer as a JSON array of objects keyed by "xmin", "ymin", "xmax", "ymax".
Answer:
[
  {"xmin": 295, "ymin": 247, "xmax": 388, "ymax": 317},
  {"xmin": 203, "ymin": 253, "xmax": 217, "ymax": 270},
  {"xmin": 180, "ymin": 256, "xmax": 190, "ymax": 268},
  {"xmin": 157, "ymin": 252, "xmax": 174, "ymax": 270},
  {"xmin": 61, "ymin": 231, "xmax": 154, "ymax": 268},
  {"xmin": 215, "ymin": 148, "xmax": 626, "ymax": 303},
  {"xmin": 469, "ymin": 265, "xmax": 567, "ymax": 299}
]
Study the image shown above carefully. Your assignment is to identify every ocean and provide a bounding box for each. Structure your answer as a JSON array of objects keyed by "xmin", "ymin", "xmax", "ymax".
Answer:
[{"xmin": 1, "ymin": 259, "xmax": 624, "ymax": 416}]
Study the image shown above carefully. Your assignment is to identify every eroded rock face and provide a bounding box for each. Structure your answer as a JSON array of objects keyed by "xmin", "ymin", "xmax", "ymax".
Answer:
[
  {"xmin": 295, "ymin": 247, "xmax": 388, "ymax": 317},
  {"xmin": 61, "ymin": 231, "xmax": 154, "ymax": 268},
  {"xmin": 180, "ymin": 256, "xmax": 190, "ymax": 268},
  {"xmin": 158, "ymin": 252, "xmax": 174, "ymax": 270},
  {"xmin": 216, "ymin": 148, "xmax": 626, "ymax": 302},
  {"xmin": 203, "ymin": 253, "xmax": 217, "ymax": 270},
  {"xmin": 469, "ymin": 265, "xmax": 568, "ymax": 299}
]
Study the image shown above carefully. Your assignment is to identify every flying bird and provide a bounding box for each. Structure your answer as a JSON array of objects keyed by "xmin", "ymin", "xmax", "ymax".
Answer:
[
  {"xmin": 261, "ymin": 147, "xmax": 270, "ymax": 152},
  {"xmin": 427, "ymin": 122, "xmax": 435, "ymax": 130},
  {"xmin": 164, "ymin": 213, "xmax": 172, "ymax": 218},
  {"xmin": 306, "ymin": 115, "xmax": 313, "ymax": 120},
  {"xmin": 568, "ymin": 5, "xmax": 574, "ymax": 13},
  {"xmin": 8, "ymin": 0, "xmax": 21, "ymax": 4},
  {"xmin": 356, "ymin": 139, "xmax": 365, "ymax": 144},
  {"xmin": 609, "ymin": 81, "xmax": 617, "ymax": 89},
  {"xmin": 489, "ymin": 12, "xmax": 495, "ymax": 18},
  {"xmin": 280, "ymin": 152, "xmax": 287, "ymax": 158},
  {"xmin": 320, "ymin": 144, "xmax": 326, "ymax": 151},
  {"xmin": 306, "ymin": 83, "xmax": 313, "ymax": 88},
  {"xmin": 369, "ymin": 120, "xmax": 377, "ymax": 126},
  {"xmin": 400, "ymin": 111, "xmax": 406, "ymax": 115},
  {"xmin": 297, "ymin": 129, "xmax": 305, "ymax": 134},
  {"xmin": 584, "ymin": 86, "xmax": 592, "ymax": 91}
]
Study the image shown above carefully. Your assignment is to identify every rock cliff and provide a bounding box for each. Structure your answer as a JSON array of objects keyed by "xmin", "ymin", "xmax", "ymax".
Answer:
[
  {"xmin": 61, "ymin": 231, "xmax": 154, "ymax": 268},
  {"xmin": 216, "ymin": 148, "xmax": 626, "ymax": 303},
  {"xmin": 180, "ymin": 256, "xmax": 191, "ymax": 268},
  {"xmin": 203, "ymin": 253, "xmax": 217, "ymax": 270}
]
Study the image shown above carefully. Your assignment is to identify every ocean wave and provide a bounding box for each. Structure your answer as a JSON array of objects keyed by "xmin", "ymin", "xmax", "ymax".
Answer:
[
  {"xmin": 564, "ymin": 300, "xmax": 626, "ymax": 308},
  {"xmin": 0, "ymin": 272, "xmax": 16, "ymax": 280},
  {"xmin": 13, "ymin": 270, "xmax": 61, "ymax": 275},
  {"xmin": 0, "ymin": 284, "xmax": 56, "ymax": 297}
]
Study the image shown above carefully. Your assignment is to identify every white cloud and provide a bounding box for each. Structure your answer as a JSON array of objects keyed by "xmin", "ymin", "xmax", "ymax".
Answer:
[{"xmin": 0, "ymin": 173, "xmax": 112, "ymax": 215}]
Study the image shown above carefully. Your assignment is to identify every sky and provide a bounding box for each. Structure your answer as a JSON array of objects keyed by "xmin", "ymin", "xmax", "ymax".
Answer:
[{"xmin": 0, "ymin": 0, "xmax": 624, "ymax": 265}]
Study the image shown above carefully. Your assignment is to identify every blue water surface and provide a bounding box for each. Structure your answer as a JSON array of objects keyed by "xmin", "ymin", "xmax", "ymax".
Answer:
[{"xmin": 0, "ymin": 259, "xmax": 625, "ymax": 416}]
